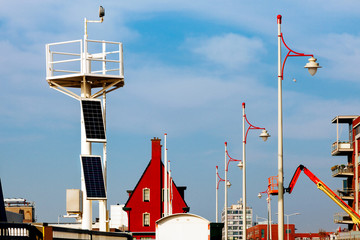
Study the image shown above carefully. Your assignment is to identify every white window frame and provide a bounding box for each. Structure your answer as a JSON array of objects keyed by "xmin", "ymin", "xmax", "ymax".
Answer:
[
  {"xmin": 143, "ymin": 212, "xmax": 150, "ymax": 227},
  {"xmin": 143, "ymin": 188, "xmax": 150, "ymax": 202}
]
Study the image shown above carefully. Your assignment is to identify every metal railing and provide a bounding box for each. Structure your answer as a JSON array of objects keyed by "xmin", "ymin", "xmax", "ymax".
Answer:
[
  {"xmin": 331, "ymin": 141, "xmax": 352, "ymax": 153},
  {"xmin": 46, "ymin": 38, "xmax": 124, "ymax": 78},
  {"xmin": 334, "ymin": 212, "xmax": 352, "ymax": 223},
  {"xmin": 337, "ymin": 188, "xmax": 354, "ymax": 198},
  {"xmin": 51, "ymin": 225, "xmax": 132, "ymax": 240},
  {"xmin": 331, "ymin": 164, "xmax": 354, "ymax": 176},
  {"xmin": 0, "ymin": 223, "xmax": 43, "ymax": 239}
]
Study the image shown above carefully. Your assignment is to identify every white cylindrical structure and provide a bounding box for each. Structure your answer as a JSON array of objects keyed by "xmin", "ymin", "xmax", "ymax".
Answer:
[
  {"xmin": 224, "ymin": 143, "xmax": 228, "ymax": 240},
  {"xmin": 216, "ymin": 166, "xmax": 219, "ymax": 222},
  {"xmin": 242, "ymin": 103, "xmax": 247, "ymax": 240},
  {"xmin": 169, "ymin": 161, "xmax": 173, "ymax": 215},
  {"xmin": 81, "ymin": 77, "xmax": 92, "ymax": 230},
  {"xmin": 99, "ymin": 89, "xmax": 107, "ymax": 232},
  {"xmin": 356, "ymin": 135, "xmax": 359, "ymax": 231},
  {"xmin": 268, "ymin": 196, "xmax": 272, "ymax": 240},
  {"xmin": 164, "ymin": 133, "xmax": 168, "ymax": 217},
  {"xmin": 277, "ymin": 14, "xmax": 284, "ymax": 240}
]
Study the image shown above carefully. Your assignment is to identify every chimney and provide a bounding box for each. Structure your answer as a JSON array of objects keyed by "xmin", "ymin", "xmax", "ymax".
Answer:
[{"xmin": 151, "ymin": 137, "xmax": 162, "ymax": 163}]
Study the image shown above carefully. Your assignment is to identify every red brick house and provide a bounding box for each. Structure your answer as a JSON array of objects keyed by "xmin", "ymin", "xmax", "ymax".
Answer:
[{"xmin": 123, "ymin": 137, "xmax": 189, "ymax": 239}]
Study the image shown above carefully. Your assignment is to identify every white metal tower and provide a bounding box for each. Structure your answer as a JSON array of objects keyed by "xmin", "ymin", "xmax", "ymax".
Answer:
[{"xmin": 45, "ymin": 7, "xmax": 124, "ymax": 231}]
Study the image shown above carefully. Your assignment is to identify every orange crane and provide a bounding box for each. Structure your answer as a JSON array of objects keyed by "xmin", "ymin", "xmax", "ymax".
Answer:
[{"xmin": 286, "ymin": 164, "xmax": 360, "ymax": 227}]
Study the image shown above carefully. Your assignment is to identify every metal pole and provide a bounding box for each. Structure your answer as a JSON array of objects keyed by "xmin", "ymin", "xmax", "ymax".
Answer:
[
  {"xmin": 287, "ymin": 215, "xmax": 289, "ymax": 240},
  {"xmin": 277, "ymin": 14, "xmax": 284, "ymax": 240},
  {"xmin": 164, "ymin": 133, "xmax": 168, "ymax": 217},
  {"xmin": 225, "ymin": 143, "xmax": 228, "ymax": 240},
  {"xmin": 81, "ymin": 22, "xmax": 92, "ymax": 229},
  {"xmin": 242, "ymin": 103, "xmax": 247, "ymax": 240},
  {"xmin": 267, "ymin": 197, "xmax": 270, "ymax": 240},
  {"xmin": 356, "ymin": 135, "xmax": 359, "ymax": 231},
  {"xmin": 99, "ymin": 88, "xmax": 107, "ymax": 232},
  {"xmin": 269, "ymin": 196, "xmax": 272, "ymax": 240},
  {"xmin": 216, "ymin": 166, "xmax": 219, "ymax": 222}
]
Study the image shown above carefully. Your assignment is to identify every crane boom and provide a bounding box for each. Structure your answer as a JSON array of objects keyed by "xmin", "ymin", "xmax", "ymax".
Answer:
[{"xmin": 286, "ymin": 164, "xmax": 360, "ymax": 227}]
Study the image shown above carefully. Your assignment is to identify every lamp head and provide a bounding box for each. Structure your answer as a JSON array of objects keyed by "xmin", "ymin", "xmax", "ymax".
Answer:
[
  {"xmin": 99, "ymin": 6, "xmax": 105, "ymax": 19},
  {"xmin": 237, "ymin": 161, "xmax": 243, "ymax": 170},
  {"xmin": 259, "ymin": 130, "xmax": 270, "ymax": 142},
  {"xmin": 258, "ymin": 193, "xmax": 262, "ymax": 199},
  {"xmin": 226, "ymin": 181, "xmax": 231, "ymax": 188},
  {"xmin": 304, "ymin": 56, "xmax": 321, "ymax": 76}
]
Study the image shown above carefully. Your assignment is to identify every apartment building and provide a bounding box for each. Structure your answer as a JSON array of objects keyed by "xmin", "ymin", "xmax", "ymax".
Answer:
[
  {"xmin": 221, "ymin": 199, "xmax": 253, "ymax": 240},
  {"xmin": 331, "ymin": 115, "xmax": 360, "ymax": 230}
]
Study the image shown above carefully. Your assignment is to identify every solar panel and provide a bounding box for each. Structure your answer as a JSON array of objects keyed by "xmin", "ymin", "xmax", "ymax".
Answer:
[
  {"xmin": 81, "ymin": 99, "xmax": 106, "ymax": 142},
  {"xmin": 81, "ymin": 155, "xmax": 106, "ymax": 199}
]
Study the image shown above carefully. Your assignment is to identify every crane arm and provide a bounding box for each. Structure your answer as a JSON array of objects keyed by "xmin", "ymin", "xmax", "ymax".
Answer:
[{"xmin": 286, "ymin": 164, "xmax": 360, "ymax": 227}]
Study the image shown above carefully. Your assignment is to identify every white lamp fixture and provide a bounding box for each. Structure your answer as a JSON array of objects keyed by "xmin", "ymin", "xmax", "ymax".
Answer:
[
  {"xmin": 304, "ymin": 57, "xmax": 322, "ymax": 76},
  {"xmin": 237, "ymin": 161, "xmax": 244, "ymax": 170},
  {"xmin": 227, "ymin": 181, "xmax": 232, "ymax": 188},
  {"xmin": 259, "ymin": 130, "xmax": 270, "ymax": 142},
  {"xmin": 258, "ymin": 193, "xmax": 262, "ymax": 199}
]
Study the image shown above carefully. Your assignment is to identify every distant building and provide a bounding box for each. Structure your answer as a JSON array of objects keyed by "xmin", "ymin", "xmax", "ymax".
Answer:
[
  {"xmin": 4, "ymin": 198, "xmax": 35, "ymax": 223},
  {"xmin": 221, "ymin": 199, "xmax": 253, "ymax": 240},
  {"xmin": 123, "ymin": 137, "xmax": 189, "ymax": 239},
  {"xmin": 247, "ymin": 224, "xmax": 334, "ymax": 240}
]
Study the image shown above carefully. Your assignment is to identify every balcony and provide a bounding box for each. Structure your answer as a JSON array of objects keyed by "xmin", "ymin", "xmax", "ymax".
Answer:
[
  {"xmin": 331, "ymin": 164, "xmax": 354, "ymax": 177},
  {"xmin": 337, "ymin": 188, "xmax": 354, "ymax": 200},
  {"xmin": 331, "ymin": 141, "xmax": 353, "ymax": 156},
  {"xmin": 334, "ymin": 212, "xmax": 353, "ymax": 224}
]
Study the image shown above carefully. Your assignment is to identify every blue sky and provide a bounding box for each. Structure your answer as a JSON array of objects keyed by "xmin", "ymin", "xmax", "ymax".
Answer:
[{"xmin": 1, "ymin": 0, "xmax": 360, "ymax": 233}]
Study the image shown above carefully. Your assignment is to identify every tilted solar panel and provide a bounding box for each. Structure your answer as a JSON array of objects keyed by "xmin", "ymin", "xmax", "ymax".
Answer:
[
  {"xmin": 81, "ymin": 155, "xmax": 106, "ymax": 199},
  {"xmin": 81, "ymin": 99, "xmax": 106, "ymax": 142}
]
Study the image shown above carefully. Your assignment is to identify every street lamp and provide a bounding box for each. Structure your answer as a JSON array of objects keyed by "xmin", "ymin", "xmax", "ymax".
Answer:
[
  {"xmin": 242, "ymin": 102, "xmax": 270, "ymax": 240},
  {"xmin": 216, "ymin": 166, "xmax": 230, "ymax": 222},
  {"xmin": 224, "ymin": 142, "xmax": 241, "ymax": 240},
  {"xmin": 258, "ymin": 189, "xmax": 273, "ymax": 240},
  {"xmin": 276, "ymin": 14, "xmax": 321, "ymax": 240},
  {"xmin": 276, "ymin": 212, "xmax": 300, "ymax": 240}
]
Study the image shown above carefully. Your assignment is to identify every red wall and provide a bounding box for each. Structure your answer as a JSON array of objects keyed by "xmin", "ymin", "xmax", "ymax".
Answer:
[{"xmin": 124, "ymin": 137, "xmax": 188, "ymax": 237}]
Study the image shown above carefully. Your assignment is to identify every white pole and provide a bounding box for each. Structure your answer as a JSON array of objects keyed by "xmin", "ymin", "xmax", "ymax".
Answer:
[
  {"xmin": 99, "ymin": 89, "xmax": 107, "ymax": 232},
  {"xmin": 81, "ymin": 77, "xmax": 92, "ymax": 230},
  {"xmin": 81, "ymin": 20, "xmax": 92, "ymax": 229},
  {"xmin": 356, "ymin": 135, "xmax": 359, "ymax": 231},
  {"xmin": 277, "ymin": 14, "xmax": 284, "ymax": 240},
  {"xmin": 168, "ymin": 161, "xmax": 172, "ymax": 215},
  {"xmin": 224, "ymin": 143, "xmax": 228, "ymax": 240},
  {"xmin": 242, "ymin": 103, "xmax": 247, "ymax": 240},
  {"xmin": 267, "ymin": 205, "xmax": 270, "ymax": 240},
  {"xmin": 164, "ymin": 133, "xmax": 168, "ymax": 217},
  {"xmin": 216, "ymin": 166, "xmax": 219, "ymax": 222},
  {"xmin": 287, "ymin": 215, "xmax": 289, "ymax": 240},
  {"xmin": 269, "ymin": 196, "xmax": 272, "ymax": 240}
]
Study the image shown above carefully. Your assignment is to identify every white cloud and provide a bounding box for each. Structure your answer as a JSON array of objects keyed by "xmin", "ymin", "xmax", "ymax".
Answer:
[
  {"xmin": 313, "ymin": 33, "xmax": 360, "ymax": 83},
  {"xmin": 185, "ymin": 33, "xmax": 266, "ymax": 69}
]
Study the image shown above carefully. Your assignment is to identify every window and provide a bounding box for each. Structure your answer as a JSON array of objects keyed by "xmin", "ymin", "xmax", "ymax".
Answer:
[
  {"xmin": 143, "ymin": 188, "xmax": 150, "ymax": 202},
  {"xmin": 143, "ymin": 213, "xmax": 150, "ymax": 226},
  {"xmin": 286, "ymin": 229, "xmax": 291, "ymax": 234}
]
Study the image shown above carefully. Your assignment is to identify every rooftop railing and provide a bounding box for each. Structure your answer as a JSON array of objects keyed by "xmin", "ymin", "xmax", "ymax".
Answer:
[{"xmin": 46, "ymin": 38, "xmax": 124, "ymax": 79}]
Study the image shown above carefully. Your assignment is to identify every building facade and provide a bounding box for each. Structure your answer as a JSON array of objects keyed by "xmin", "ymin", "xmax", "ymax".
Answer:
[
  {"xmin": 247, "ymin": 224, "xmax": 333, "ymax": 240},
  {"xmin": 331, "ymin": 115, "xmax": 360, "ymax": 230},
  {"xmin": 4, "ymin": 198, "xmax": 35, "ymax": 223},
  {"xmin": 221, "ymin": 199, "xmax": 253, "ymax": 240},
  {"xmin": 123, "ymin": 137, "xmax": 189, "ymax": 240}
]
